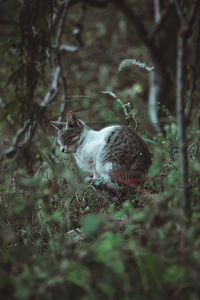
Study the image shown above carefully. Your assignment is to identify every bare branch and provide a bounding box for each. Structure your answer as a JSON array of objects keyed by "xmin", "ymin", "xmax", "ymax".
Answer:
[
  {"xmin": 154, "ymin": 0, "xmax": 161, "ymax": 23},
  {"xmin": 149, "ymin": 2, "xmax": 174, "ymax": 39},
  {"xmin": 58, "ymin": 66, "xmax": 68, "ymax": 122},
  {"xmin": 174, "ymin": 0, "xmax": 184, "ymax": 22},
  {"xmin": 51, "ymin": 46, "xmax": 69, "ymax": 154},
  {"xmin": 176, "ymin": 0, "xmax": 199, "ymax": 37},
  {"xmin": 12, "ymin": 119, "xmax": 31, "ymax": 146},
  {"xmin": 187, "ymin": 0, "xmax": 199, "ymax": 30},
  {"xmin": 0, "ymin": 121, "xmax": 36, "ymax": 159},
  {"xmin": 51, "ymin": 85, "xmax": 68, "ymax": 154},
  {"xmin": 59, "ymin": 44, "xmax": 79, "ymax": 53},
  {"xmin": 51, "ymin": 0, "xmax": 109, "ymax": 33},
  {"xmin": 0, "ymin": 146, "xmax": 18, "ymax": 158},
  {"xmin": 176, "ymin": 34, "xmax": 190, "ymax": 219},
  {"xmin": 51, "ymin": 2, "xmax": 65, "ymax": 31},
  {"xmin": 42, "ymin": 0, "xmax": 70, "ymax": 107},
  {"xmin": 174, "ymin": 0, "xmax": 199, "ymax": 221},
  {"xmin": 185, "ymin": 7, "xmax": 200, "ymax": 120},
  {"xmin": 41, "ymin": 66, "xmax": 61, "ymax": 107},
  {"xmin": 55, "ymin": 0, "xmax": 70, "ymax": 48},
  {"xmin": 148, "ymin": 0, "xmax": 162, "ymax": 132}
]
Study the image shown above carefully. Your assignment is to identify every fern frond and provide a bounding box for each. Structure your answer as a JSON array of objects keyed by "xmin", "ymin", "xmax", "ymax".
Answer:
[{"xmin": 118, "ymin": 59, "xmax": 154, "ymax": 72}]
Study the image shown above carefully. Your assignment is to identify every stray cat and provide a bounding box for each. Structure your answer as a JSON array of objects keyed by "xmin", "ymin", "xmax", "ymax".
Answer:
[{"xmin": 50, "ymin": 112, "xmax": 151, "ymax": 193}]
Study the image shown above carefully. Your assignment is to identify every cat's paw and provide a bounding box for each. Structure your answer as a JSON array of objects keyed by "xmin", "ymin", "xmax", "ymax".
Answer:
[
  {"xmin": 85, "ymin": 177, "xmax": 105, "ymax": 190},
  {"xmin": 85, "ymin": 176, "xmax": 93, "ymax": 183},
  {"xmin": 94, "ymin": 178, "xmax": 104, "ymax": 186}
]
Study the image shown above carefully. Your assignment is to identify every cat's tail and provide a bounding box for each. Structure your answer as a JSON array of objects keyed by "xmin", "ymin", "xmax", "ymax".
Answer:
[{"xmin": 108, "ymin": 170, "xmax": 154, "ymax": 194}]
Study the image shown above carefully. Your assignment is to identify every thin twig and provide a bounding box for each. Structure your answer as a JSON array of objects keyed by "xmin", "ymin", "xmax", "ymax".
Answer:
[
  {"xmin": 50, "ymin": 1, "xmax": 65, "ymax": 32},
  {"xmin": 148, "ymin": 0, "xmax": 162, "ymax": 132},
  {"xmin": 187, "ymin": 0, "xmax": 199, "ymax": 30},
  {"xmin": 42, "ymin": 0, "xmax": 70, "ymax": 108},
  {"xmin": 58, "ymin": 66, "xmax": 68, "ymax": 122},
  {"xmin": 48, "ymin": 0, "xmax": 70, "ymax": 157},
  {"xmin": 175, "ymin": 0, "xmax": 199, "ymax": 221},
  {"xmin": 41, "ymin": 66, "xmax": 61, "ymax": 107},
  {"xmin": 174, "ymin": 0, "xmax": 184, "ymax": 21},
  {"xmin": 185, "ymin": 7, "xmax": 200, "ymax": 120},
  {"xmin": 149, "ymin": 1, "xmax": 174, "ymax": 39},
  {"xmin": 0, "ymin": 121, "xmax": 36, "ymax": 159},
  {"xmin": 12, "ymin": 119, "xmax": 31, "ymax": 146},
  {"xmin": 51, "ymin": 60, "xmax": 68, "ymax": 153},
  {"xmin": 59, "ymin": 44, "xmax": 79, "ymax": 52},
  {"xmin": 154, "ymin": 0, "xmax": 161, "ymax": 23},
  {"xmin": 176, "ymin": 34, "xmax": 190, "ymax": 219},
  {"xmin": 55, "ymin": 0, "xmax": 70, "ymax": 48}
]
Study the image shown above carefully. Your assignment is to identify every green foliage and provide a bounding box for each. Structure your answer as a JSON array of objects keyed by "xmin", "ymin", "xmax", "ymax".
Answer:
[
  {"xmin": 81, "ymin": 214, "xmax": 102, "ymax": 236},
  {"xmin": 0, "ymin": 100, "xmax": 19, "ymax": 123},
  {"xmin": 1, "ymin": 134, "xmax": 200, "ymax": 299}
]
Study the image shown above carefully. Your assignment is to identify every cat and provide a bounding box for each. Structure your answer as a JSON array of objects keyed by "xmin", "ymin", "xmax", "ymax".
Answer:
[{"xmin": 50, "ymin": 112, "xmax": 152, "ymax": 194}]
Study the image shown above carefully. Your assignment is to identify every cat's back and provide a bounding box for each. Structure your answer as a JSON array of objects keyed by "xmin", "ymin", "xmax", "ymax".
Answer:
[
  {"xmin": 101, "ymin": 125, "xmax": 151, "ymax": 173},
  {"xmin": 102, "ymin": 125, "xmax": 148, "ymax": 153}
]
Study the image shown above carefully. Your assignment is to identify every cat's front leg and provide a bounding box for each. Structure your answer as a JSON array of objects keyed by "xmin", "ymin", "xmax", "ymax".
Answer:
[{"xmin": 85, "ymin": 169, "xmax": 101, "ymax": 182}]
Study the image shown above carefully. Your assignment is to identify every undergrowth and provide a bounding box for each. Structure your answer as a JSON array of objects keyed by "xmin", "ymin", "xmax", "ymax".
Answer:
[{"xmin": 0, "ymin": 118, "xmax": 200, "ymax": 300}]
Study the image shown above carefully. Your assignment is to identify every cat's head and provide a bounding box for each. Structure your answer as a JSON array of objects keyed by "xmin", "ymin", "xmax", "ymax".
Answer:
[{"xmin": 50, "ymin": 112, "xmax": 85, "ymax": 154}]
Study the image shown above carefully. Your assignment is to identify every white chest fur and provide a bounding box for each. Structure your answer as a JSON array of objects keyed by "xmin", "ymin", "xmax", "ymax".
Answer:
[{"xmin": 74, "ymin": 126, "xmax": 120, "ymax": 178}]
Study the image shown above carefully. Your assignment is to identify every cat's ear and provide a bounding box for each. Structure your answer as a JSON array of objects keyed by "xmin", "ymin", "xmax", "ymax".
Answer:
[
  {"xmin": 67, "ymin": 112, "xmax": 80, "ymax": 128},
  {"xmin": 50, "ymin": 121, "xmax": 65, "ymax": 131}
]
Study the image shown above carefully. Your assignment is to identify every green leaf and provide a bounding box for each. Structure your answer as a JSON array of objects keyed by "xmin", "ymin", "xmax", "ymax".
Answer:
[
  {"xmin": 81, "ymin": 214, "xmax": 102, "ymax": 236},
  {"xmin": 37, "ymin": 149, "xmax": 54, "ymax": 169},
  {"xmin": 67, "ymin": 262, "xmax": 89, "ymax": 288},
  {"xmin": 98, "ymin": 282, "xmax": 115, "ymax": 295},
  {"xmin": 94, "ymin": 178, "xmax": 104, "ymax": 185},
  {"xmin": 0, "ymin": 184, "xmax": 8, "ymax": 192},
  {"xmin": 164, "ymin": 265, "xmax": 185, "ymax": 286},
  {"xmin": 140, "ymin": 251, "xmax": 166, "ymax": 290},
  {"xmin": 0, "ymin": 100, "xmax": 19, "ymax": 123},
  {"xmin": 47, "ymin": 136, "xmax": 56, "ymax": 143},
  {"xmin": 133, "ymin": 210, "xmax": 146, "ymax": 221},
  {"xmin": 141, "ymin": 135, "xmax": 157, "ymax": 144}
]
